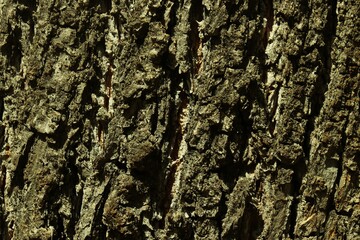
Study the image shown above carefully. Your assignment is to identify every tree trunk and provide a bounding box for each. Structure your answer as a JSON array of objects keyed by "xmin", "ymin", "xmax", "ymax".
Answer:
[{"xmin": 0, "ymin": 0, "xmax": 359, "ymax": 239}]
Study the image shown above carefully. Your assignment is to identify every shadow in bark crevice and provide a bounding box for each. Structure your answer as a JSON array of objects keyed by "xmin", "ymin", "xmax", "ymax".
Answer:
[
  {"xmin": 1, "ymin": 25, "xmax": 22, "ymax": 72},
  {"xmin": 0, "ymin": 97, "xmax": 3, "ymax": 121},
  {"xmin": 216, "ymin": 191, "xmax": 227, "ymax": 238},
  {"xmin": 43, "ymin": 182, "xmax": 66, "ymax": 239},
  {"xmin": 9, "ymin": 132, "xmax": 36, "ymax": 194},
  {"xmin": 189, "ymin": 0, "xmax": 204, "ymax": 76},
  {"xmin": 63, "ymin": 144, "xmax": 83, "ymax": 238},
  {"xmin": 224, "ymin": 199, "xmax": 264, "ymax": 240},
  {"xmin": 216, "ymin": 100, "xmax": 254, "ymax": 193},
  {"xmin": 90, "ymin": 179, "xmax": 111, "ymax": 239},
  {"xmin": 158, "ymin": 69, "xmax": 190, "ymax": 227},
  {"xmin": 287, "ymin": 158, "xmax": 307, "ymax": 238},
  {"xmin": 89, "ymin": 0, "xmax": 112, "ymax": 13}
]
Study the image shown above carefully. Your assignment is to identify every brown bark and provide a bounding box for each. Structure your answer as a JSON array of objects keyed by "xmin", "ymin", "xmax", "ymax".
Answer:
[{"xmin": 0, "ymin": 0, "xmax": 359, "ymax": 239}]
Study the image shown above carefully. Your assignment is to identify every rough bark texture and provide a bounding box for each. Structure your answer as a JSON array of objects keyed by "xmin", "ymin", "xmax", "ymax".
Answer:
[{"xmin": 0, "ymin": 0, "xmax": 359, "ymax": 239}]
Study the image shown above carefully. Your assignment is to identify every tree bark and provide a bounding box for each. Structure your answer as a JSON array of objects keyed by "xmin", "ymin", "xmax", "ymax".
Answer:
[{"xmin": 0, "ymin": 0, "xmax": 359, "ymax": 239}]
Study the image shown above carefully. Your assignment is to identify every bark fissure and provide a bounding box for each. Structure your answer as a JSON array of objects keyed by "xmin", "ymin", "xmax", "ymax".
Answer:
[
  {"xmin": 288, "ymin": 159, "xmax": 307, "ymax": 238},
  {"xmin": 0, "ymin": 25, "xmax": 22, "ymax": 72},
  {"xmin": 64, "ymin": 144, "xmax": 83, "ymax": 238},
  {"xmin": 216, "ymin": 191, "xmax": 227, "ymax": 239},
  {"xmin": 0, "ymin": 97, "xmax": 3, "ymax": 122},
  {"xmin": 90, "ymin": 178, "xmax": 112, "ymax": 238},
  {"xmin": 9, "ymin": 132, "xmax": 35, "ymax": 193},
  {"xmin": 43, "ymin": 183, "xmax": 65, "ymax": 239},
  {"xmin": 104, "ymin": 61, "xmax": 113, "ymax": 113},
  {"xmin": 160, "ymin": 0, "xmax": 206, "ymax": 227},
  {"xmin": 162, "ymin": 87, "xmax": 189, "ymax": 226},
  {"xmin": 324, "ymin": 112, "xmax": 349, "ymax": 225},
  {"xmin": 189, "ymin": 0, "xmax": 204, "ymax": 76},
  {"xmin": 0, "ymin": 165, "xmax": 6, "ymax": 239}
]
